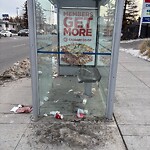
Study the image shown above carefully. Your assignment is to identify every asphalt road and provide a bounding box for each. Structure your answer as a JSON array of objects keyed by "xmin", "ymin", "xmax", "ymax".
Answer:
[
  {"xmin": 0, "ymin": 35, "xmax": 144, "ymax": 74},
  {"xmin": 0, "ymin": 36, "xmax": 30, "ymax": 74},
  {"xmin": 120, "ymin": 39, "xmax": 145, "ymax": 49}
]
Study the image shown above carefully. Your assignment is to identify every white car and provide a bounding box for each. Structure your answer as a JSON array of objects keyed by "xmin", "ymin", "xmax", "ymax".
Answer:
[
  {"xmin": 51, "ymin": 29, "xmax": 57, "ymax": 35},
  {"xmin": 0, "ymin": 30, "xmax": 12, "ymax": 37}
]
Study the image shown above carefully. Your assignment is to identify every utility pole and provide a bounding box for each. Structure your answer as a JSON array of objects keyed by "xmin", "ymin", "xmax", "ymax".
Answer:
[
  {"xmin": 16, "ymin": 7, "xmax": 19, "ymax": 17},
  {"xmin": 16, "ymin": 7, "xmax": 19, "ymax": 31}
]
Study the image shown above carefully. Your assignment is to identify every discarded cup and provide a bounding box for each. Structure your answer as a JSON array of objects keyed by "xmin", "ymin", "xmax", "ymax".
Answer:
[
  {"xmin": 55, "ymin": 113, "xmax": 63, "ymax": 119},
  {"xmin": 77, "ymin": 112, "xmax": 85, "ymax": 118},
  {"xmin": 83, "ymin": 98, "xmax": 87, "ymax": 105},
  {"xmin": 50, "ymin": 111, "xmax": 63, "ymax": 119},
  {"xmin": 76, "ymin": 108, "xmax": 88, "ymax": 118},
  {"xmin": 92, "ymin": 88, "xmax": 96, "ymax": 93}
]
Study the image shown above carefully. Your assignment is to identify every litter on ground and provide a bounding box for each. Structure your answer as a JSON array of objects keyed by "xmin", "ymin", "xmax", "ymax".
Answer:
[
  {"xmin": 83, "ymin": 98, "xmax": 87, "ymax": 105},
  {"xmin": 76, "ymin": 108, "xmax": 88, "ymax": 118},
  {"xmin": 50, "ymin": 111, "xmax": 63, "ymax": 119},
  {"xmin": 44, "ymin": 96, "xmax": 49, "ymax": 101},
  {"xmin": 10, "ymin": 104, "xmax": 32, "ymax": 113}
]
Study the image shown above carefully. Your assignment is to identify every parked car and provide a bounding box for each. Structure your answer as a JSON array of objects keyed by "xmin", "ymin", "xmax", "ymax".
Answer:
[
  {"xmin": 51, "ymin": 29, "xmax": 57, "ymax": 35},
  {"xmin": 37, "ymin": 29, "xmax": 44, "ymax": 35},
  {"xmin": 9, "ymin": 30, "xmax": 18, "ymax": 35},
  {"xmin": 0, "ymin": 30, "xmax": 12, "ymax": 37},
  {"xmin": 18, "ymin": 29, "xmax": 29, "ymax": 36}
]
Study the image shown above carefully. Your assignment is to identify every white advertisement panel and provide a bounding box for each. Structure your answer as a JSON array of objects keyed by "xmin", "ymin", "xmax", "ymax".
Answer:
[
  {"xmin": 59, "ymin": 9, "xmax": 97, "ymax": 66},
  {"xmin": 142, "ymin": 0, "xmax": 150, "ymax": 23}
]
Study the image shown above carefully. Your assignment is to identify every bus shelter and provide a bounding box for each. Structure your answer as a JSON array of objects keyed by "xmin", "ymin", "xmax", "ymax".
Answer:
[{"xmin": 27, "ymin": 0, "xmax": 124, "ymax": 120}]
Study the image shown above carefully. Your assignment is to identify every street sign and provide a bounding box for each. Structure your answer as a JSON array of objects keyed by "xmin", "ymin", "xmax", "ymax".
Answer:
[
  {"xmin": 2, "ymin": 14, "xmax": 9, "ymax": 18},
  {"xmin": 142, "ymin": 0, "xmax": 150, "ymax": 23},
  {"xmin": 138, "ymin": 0, "xmax": 150, "ymax": 37}
]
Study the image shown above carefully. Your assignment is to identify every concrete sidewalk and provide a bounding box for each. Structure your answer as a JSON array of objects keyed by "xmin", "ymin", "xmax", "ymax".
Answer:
[
  {"xmin": 0, "ymin": 50, "xmax": 150, "ymax": 149},
  {"xmin": 0, "ymin": 78, "xmax": 32, "ymax": 150},
  {"xmin": 0, "ymin": 79, "xmax": 125, "ymax": 149},
  {"xmin": 114, "ymin": 51, "xmax": 150, "ymax": 150}
]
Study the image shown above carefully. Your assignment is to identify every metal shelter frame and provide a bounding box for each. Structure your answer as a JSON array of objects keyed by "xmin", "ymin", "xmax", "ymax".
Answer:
[{"xmin": 27, "ymin": 0, "xmax": 125, "ymax": 121}]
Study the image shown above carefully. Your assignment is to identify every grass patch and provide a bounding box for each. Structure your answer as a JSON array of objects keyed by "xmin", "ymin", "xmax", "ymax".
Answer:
[{"xmin": 139, "ymin": 40, "xmax": 150, "ymax": 58}]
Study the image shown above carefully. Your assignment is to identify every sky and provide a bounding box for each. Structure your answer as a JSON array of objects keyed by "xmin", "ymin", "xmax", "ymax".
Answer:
[
  {"xmin": 0, "ymin": 0, "xmax": 26, "ymax": 18},
  {"xmin": 0, "ymin": 0, "xmax": 143, "ymax": 19}
]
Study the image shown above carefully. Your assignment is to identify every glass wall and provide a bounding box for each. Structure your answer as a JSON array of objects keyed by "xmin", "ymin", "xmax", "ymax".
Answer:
[
  {"xmin": 97, "ymin": 0, "xmax": 116, "ymax": 105},
  {"xmin": 35, "ymin": 0, "xmax": 57, "ymax": 113},
  {"xmin": 35, "ymin": 0, "xmax": 117, "ymax": 118}
]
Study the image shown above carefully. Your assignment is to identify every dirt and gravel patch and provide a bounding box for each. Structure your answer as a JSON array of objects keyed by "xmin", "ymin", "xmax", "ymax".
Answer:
[{"xmin": 27, "ymin": 117, "xmax": 116, "ymax": 150}]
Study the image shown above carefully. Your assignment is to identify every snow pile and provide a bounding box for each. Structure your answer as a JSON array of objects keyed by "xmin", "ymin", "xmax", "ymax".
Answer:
[
  {"xmin": 0, "ymin": 58, "xmax": 30, "ymax": 85},
  {"xmin": 120, "ymin": 38, "xmax": 147, "ymax": 44},
  {"xmin": 120, "ymin": 48, "xmax": 150, "ymax": 62}
]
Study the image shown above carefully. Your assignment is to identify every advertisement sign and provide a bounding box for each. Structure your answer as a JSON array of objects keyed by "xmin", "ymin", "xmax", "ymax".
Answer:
[
  {"xmin": 2, "ymin": 14, "xmax": 9, "ymax": 17},
  {"xmin": 59, "ymin": 9, "xmax": 97, "ymax": 66},
  {"xmin": 142, "ymin": 0, "xmax": 150, "ymax": 23},
  {"xmin": 2, "ymin": 14, "xmax": 9, "ymax": 22}
]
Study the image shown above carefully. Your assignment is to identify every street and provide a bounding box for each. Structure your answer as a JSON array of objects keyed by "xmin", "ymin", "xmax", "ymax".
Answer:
[
  {"xmin": 0, "ymin": 35, "xmax": 145, "ymax": 75},
  {"xmin": 120, "ymin": 39, "xmax": 144, "ymax": 49},
  {"xmin": 0, "ymin": 36, "xmax": 30, "ymax": 74}
]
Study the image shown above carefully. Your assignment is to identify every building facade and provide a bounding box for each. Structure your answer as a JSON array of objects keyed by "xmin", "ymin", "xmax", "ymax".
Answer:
[{"xmin": 0, "ymin": 19, "xmax": 17, "ymax": 31}]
